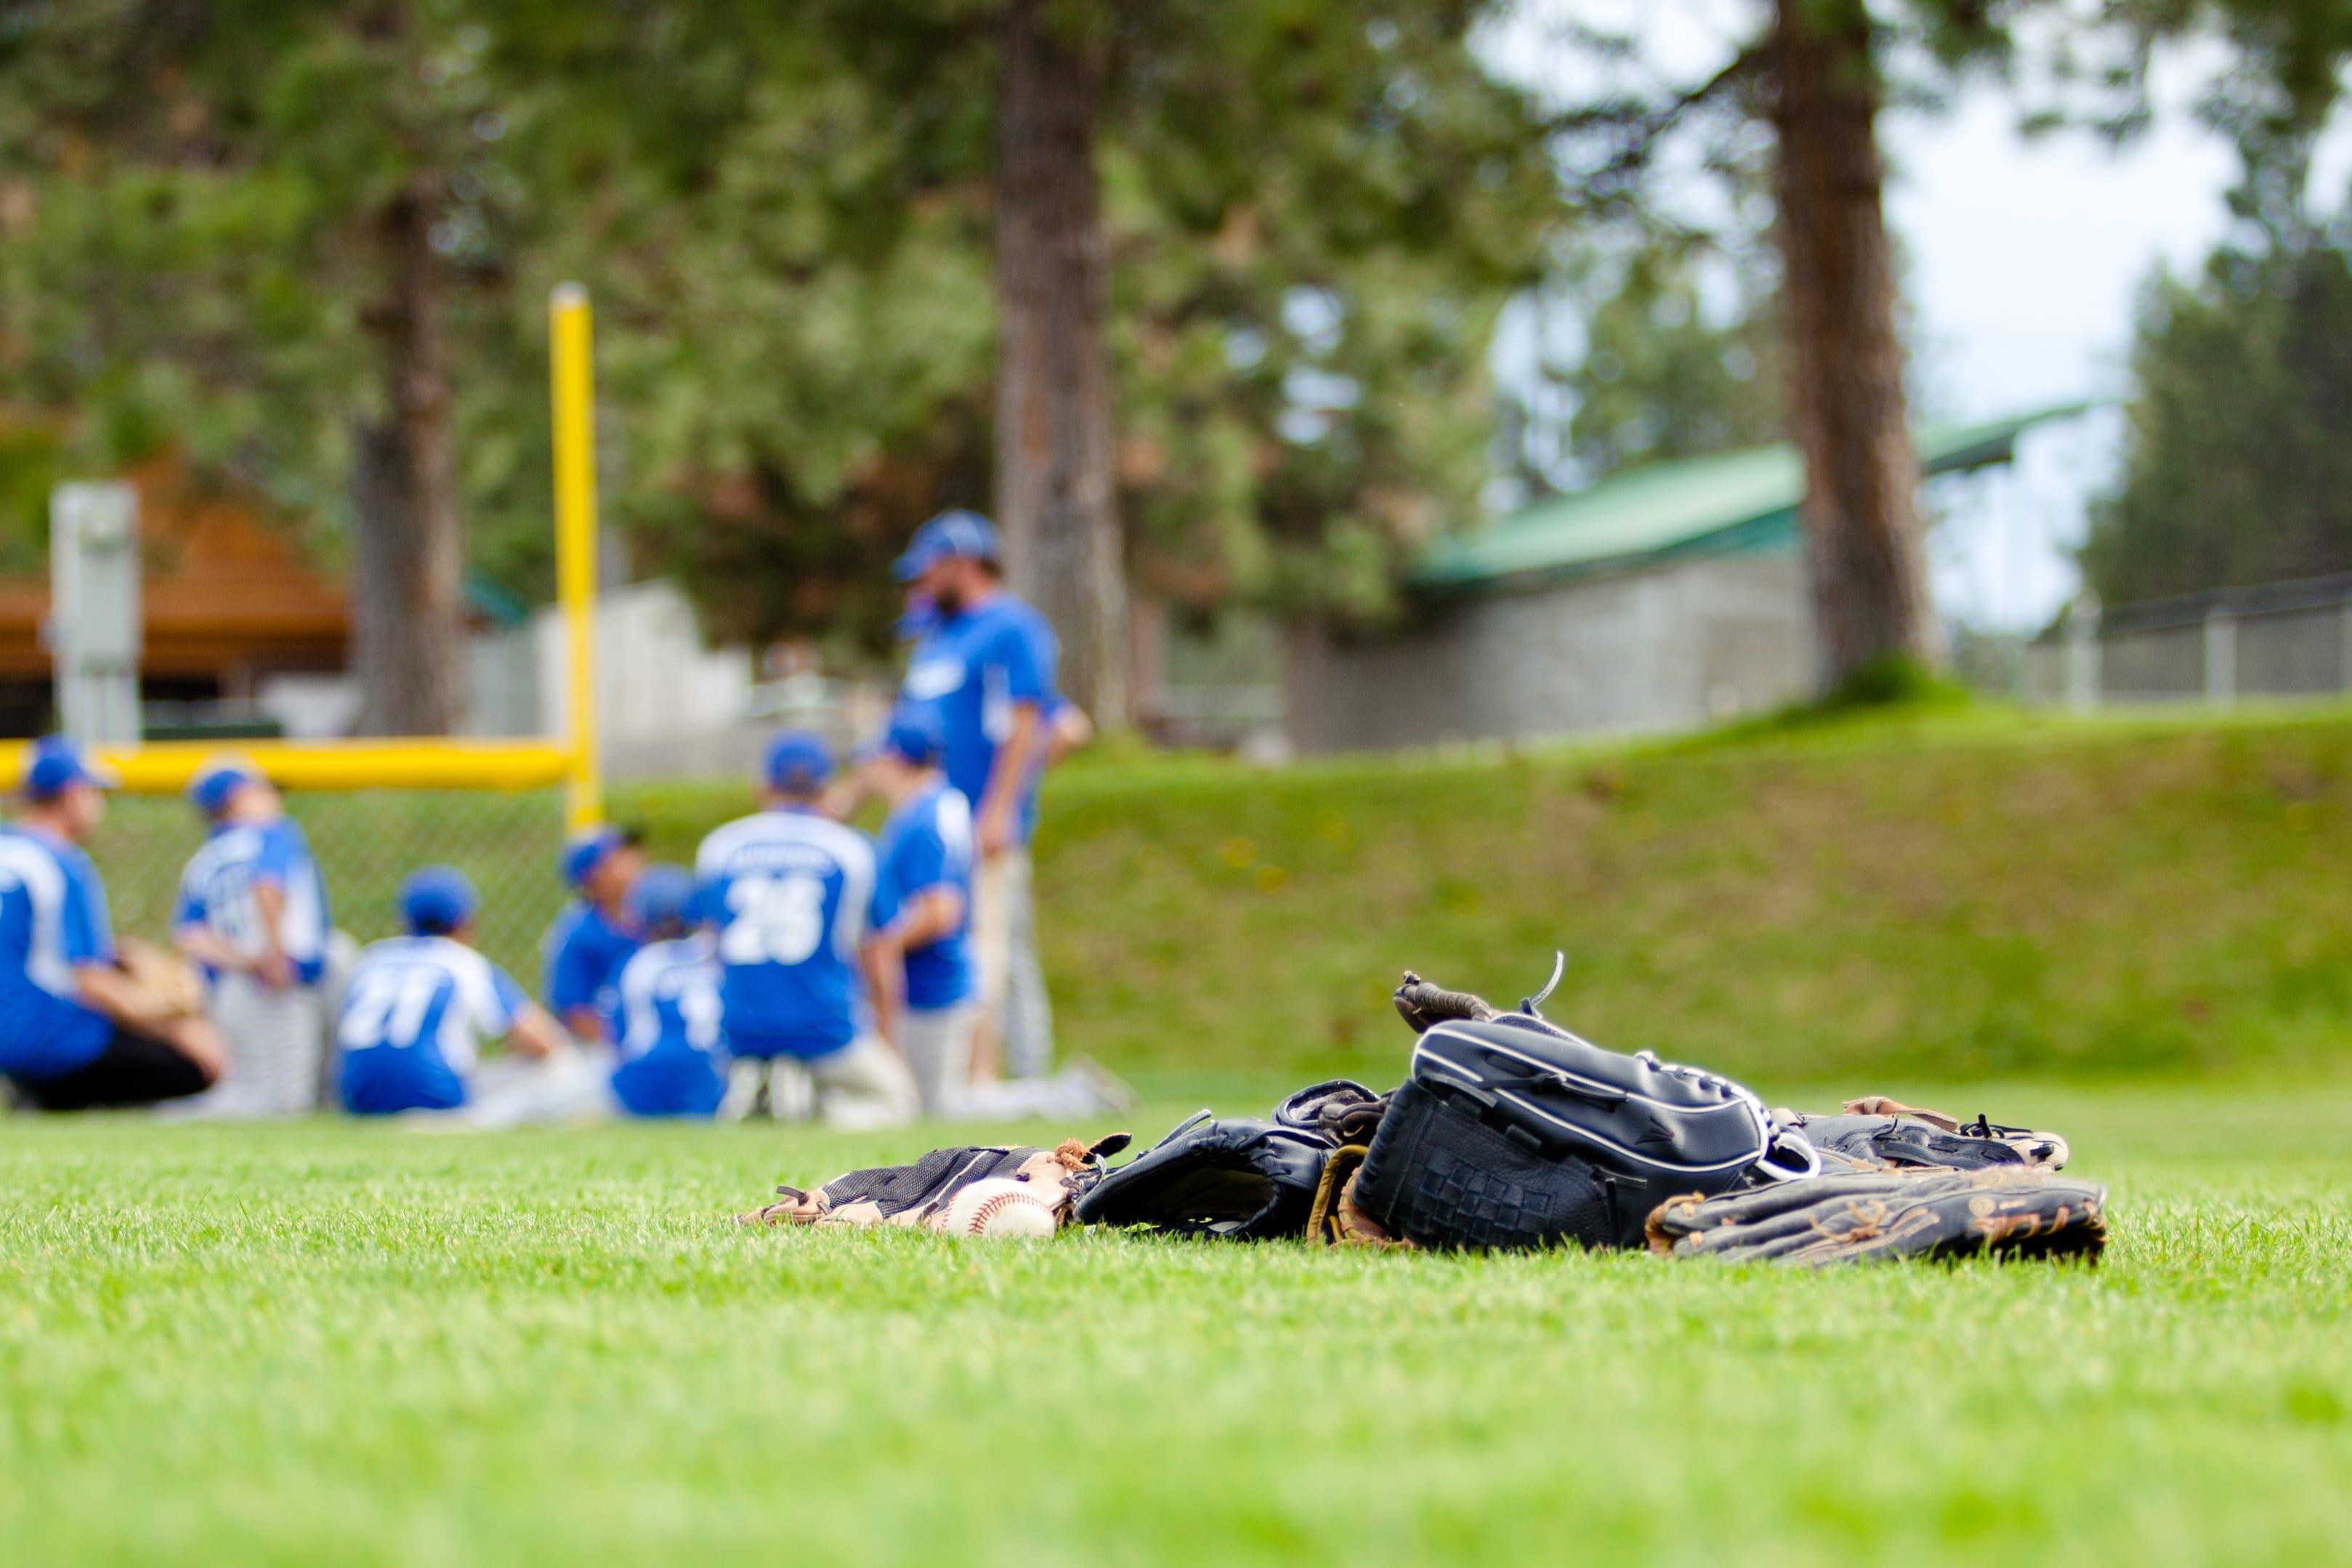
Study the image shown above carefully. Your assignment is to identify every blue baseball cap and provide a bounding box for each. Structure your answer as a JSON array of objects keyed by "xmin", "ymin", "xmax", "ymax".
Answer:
[
  {"xmin": 856, "ymin": 707, "xmax": 947, "ymax": 769},
  {"xmin": 398, "ymin": 865, "xmax": 479, "ymax": 934},
  {"xmin": 559, "ymin": 824, "xmax": 640, "ymax": 889},
  {"xmin": 892, "ymin": 509, "xmax": 1001, "ymax": 582},
  {"xmin": 764, "ymin": 730, "xmax": 835, "ymax": 794},
  {"xmin": 22, "ymin": 735, "xmax": 120, "ymax": 800},
  {"xmin": 187, "ymin": 753, "xmax": 266, "ymax": 817},
  {"xmin": 627, "ymin": 863, "xmax": 698, "ymax": 931}
]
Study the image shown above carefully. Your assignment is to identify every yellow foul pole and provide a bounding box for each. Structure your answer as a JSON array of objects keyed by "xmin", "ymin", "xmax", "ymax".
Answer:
[{"xmin": 549, "ymin": 282, "xmax": 602, "ymax": 831}]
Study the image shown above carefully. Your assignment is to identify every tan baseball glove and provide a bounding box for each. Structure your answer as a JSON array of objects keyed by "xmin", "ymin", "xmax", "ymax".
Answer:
[
  {"xmin": 737, "ymin": 1136, "xmax": 1130, "ymax": 1232},
  {"xmin": 116, "ymin": 937, "xmax": 206, "ymax": 1021}
]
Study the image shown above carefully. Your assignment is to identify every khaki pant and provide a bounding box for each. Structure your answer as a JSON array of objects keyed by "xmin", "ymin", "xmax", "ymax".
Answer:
[
  {"xmin": 977, "ymin": 849, "xmax": 1055, "ymax": 1079},
  {"xmin": 897, "ymin": 1003, "xmax": 977, "ymax": 1118},
  {"xmin": 161, "ymin": 974, "xmax": 323, "ymax": 1120},
  {"xmin": 722, "ymin": 1037, "xmax": 917, "ymax": 1130},
  {"xmin": 464, "ymin": 1045, "xmax": 618, "ymax": 1129}
]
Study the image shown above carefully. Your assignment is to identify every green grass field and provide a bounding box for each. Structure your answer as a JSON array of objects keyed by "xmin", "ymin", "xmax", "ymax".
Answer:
[
  {"xmin": 3, "ymin": 1086, "xmax": 2348, "ymax": 1566},
  {"xmin": 17, "ymin": 706, "xmax": 2352, "ymax": 1562}
]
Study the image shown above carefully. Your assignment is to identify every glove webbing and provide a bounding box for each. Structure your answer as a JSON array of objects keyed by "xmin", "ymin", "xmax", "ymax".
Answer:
[{"xmin": 1307, "ymin": 1144, "xmax": 1371, "ymax": 1246}]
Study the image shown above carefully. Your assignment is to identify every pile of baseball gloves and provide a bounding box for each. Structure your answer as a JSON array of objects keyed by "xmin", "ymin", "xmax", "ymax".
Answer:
[{"xmin": 739, "ymin": 958, "xmax": 2107, "ymax": 1269}]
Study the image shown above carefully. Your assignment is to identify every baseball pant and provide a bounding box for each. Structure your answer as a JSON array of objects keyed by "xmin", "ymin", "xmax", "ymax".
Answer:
[
  {"xmin": 977, "ymin": 849, "xmax": 1056, "ymax": 1079},
  {"xmin": 897, "ymin": 1003, "xmax": 978, "ymax": 1118},
  {"xmin": 999, "ymin": 863, "xmax": 1055, "ymax": 1080},
  {"xmin": 163, "ymin": 974, "xmax": 323, "ymax": 1120},
  {"xmin": 462, "ymin": 1045, "xmax": 618, "ymax": 1130},
  {"xmin": 722, "ymin": 1038, "xmax": 918, "ymax": 1130},
  {"xmin": 12, "ymin": 1025, "xmax": 211, "ymax": 1111},
  {"xmin": 951, "ymin": 1067, "xmax": 1123, "ymax": 1123}
]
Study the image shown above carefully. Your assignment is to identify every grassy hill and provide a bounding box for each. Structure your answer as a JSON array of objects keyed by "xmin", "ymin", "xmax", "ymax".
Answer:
[{"xmin": 623, "ymin": 706, "xmax": 2352, "ymax": 1086}]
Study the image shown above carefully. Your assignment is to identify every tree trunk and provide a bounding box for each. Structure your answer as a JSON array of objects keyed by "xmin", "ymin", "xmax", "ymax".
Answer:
[
  {"xmin": 994, "ymin": 0, "xmax": 1128, "ymax": 725},
  {"xmin": 350, "ymin": 183, "xmax": 468, "ymax": 735},
  {"xmin": 1771, "ymin": 0, "xmax": 1941, "ymax": 690}
]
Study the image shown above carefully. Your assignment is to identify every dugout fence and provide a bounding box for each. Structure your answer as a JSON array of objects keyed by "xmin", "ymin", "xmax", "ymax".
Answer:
[
  {"xmin": 92, "ymin": 785, "xmax": 569, "ymax": 989},
  {"xmin": 0, "ymin": 740, "xmax": 581, "ymax": 989}
]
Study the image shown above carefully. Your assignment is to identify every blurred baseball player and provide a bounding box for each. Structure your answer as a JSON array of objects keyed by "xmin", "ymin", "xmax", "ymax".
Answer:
[
  {"xmin": 886, "ymin": 512, "xmax": 1058, "ymax": 1083},
  {"xmin": 336, "ymin": 867, "xmax": 575, "ymax": 1118},
  {"xmin": 608, "ymin": 864, "xmax": 727, "ymax": 1119},
  {"xmin": 1, "ymin": 737, "xmax": 225, "ymax": 1109},
  {"xmin": 541, "ymin": 824, "xmax": 644, "ymax": 1043},
  {"xmin": 852, "ymin": 711, "xmax": 1132, "ymax": 1122},
  {"xmin": 858, "ymin": 711, "xmax": 976, "ymax": 1115},
  {"xmin": 169, "ymin": 754, "xmax": 332, "ymax": 1117},
  {"xmin": 695, "ymin": 731, "xmax": 915, "ymax": 1127}
]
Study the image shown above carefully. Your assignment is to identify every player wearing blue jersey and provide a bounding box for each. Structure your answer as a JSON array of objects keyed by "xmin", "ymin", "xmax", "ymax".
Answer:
[
  {"xmin": 541, "ymin": 825, "xmax": 644, "ymax": 1043},
  {"xmin": 859, "ymin": 713, "xmax": 976, "ymax": 1116},
  {"xmin": 695, "ymin": 731, "xmax": 915, "ymax": 1127},
  {"xmin": 336, "ymin": 868, "xmax": 569, "ymax": 1116},
  {"xmin": 889, "ymin": 511, "xmax": 1059, "ymax": 1089},
  {"xmin": 892, "ymin": 512, "xmax": 1058, "ymax": 855},
  {"xmin": 2, "ymin": 737, "xmax": 226, "ymax": 1110},
  {"xmin": 607, "ymin": 865, "xmax": 727, "ymax": 1119},
  {"xmin": 169, "ymin": 755, "xmax": 334, "ymax": 1117}
]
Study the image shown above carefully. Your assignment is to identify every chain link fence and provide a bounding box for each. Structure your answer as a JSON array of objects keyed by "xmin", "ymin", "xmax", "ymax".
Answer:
[
  {"xmin": 2023, "ymin": 573, "xmax": 2352, "ymax": 708},
  {"xmin": 89, "ymin": 788, "xmax": 569, "ymax": 987}
]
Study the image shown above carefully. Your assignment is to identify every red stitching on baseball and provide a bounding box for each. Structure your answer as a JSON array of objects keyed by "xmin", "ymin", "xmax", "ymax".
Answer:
[{"xmin": 968, "ymin": 1190, "xmax": 1054, "ymax": 1234}]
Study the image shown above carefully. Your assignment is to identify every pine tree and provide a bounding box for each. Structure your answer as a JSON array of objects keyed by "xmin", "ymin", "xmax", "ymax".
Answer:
[
  {"xmin": 1546, "ymin": 0, "xmax": 2352, "ymax": 695},
  {"xmin": 0, "ymin": 0, "xmax": 531, "ymax": 733}
]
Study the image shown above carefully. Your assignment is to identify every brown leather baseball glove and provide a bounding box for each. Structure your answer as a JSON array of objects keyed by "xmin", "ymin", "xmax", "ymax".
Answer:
[
  {"xmin": 1646, "ymin": 1165, "xmax": 2108, "ymax": 1268},
  {"xmin": 116, "ymin": 937, "xmax": 206, "ymax": 1021}
]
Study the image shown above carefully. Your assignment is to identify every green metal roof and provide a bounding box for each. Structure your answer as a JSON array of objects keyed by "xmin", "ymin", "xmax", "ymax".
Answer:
[{"xmin": 1414, "ymin": 405, "xmax": 2090, "ymax": 599}]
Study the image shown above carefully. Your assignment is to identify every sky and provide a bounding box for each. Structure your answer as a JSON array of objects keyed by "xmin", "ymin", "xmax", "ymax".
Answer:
[{"xmin": 1480, "ymin": 2, "xmax": 2351, "ymax": 634}]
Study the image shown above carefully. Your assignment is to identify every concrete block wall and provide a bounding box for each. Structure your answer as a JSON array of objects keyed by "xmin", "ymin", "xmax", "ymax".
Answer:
[{"xmin": 1283, "ymin": 549, "xmax": 1812, "ymax": 754}]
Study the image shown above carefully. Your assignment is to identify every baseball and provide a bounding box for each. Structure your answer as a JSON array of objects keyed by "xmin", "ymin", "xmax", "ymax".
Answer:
[{"xmin": 941, "ymin": 1178, "xmax": 1060, "ymax": 1240}]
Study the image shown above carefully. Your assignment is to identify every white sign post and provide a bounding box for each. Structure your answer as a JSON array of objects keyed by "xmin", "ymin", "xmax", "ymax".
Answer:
[{"xmin": 49, "ymin": 481, "xmax": 142, "ymax": 745}]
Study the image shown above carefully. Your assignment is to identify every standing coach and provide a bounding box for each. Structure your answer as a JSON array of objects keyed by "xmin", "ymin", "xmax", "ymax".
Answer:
[{"xmin": 889, "ymin": 510, "xmax": 1056, "ymax": 1085}]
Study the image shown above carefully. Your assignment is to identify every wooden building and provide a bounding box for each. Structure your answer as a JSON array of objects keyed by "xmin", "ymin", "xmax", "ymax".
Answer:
[{"xmin": 0, "ymin": 459, "xmax": 349, "ymax": 736}]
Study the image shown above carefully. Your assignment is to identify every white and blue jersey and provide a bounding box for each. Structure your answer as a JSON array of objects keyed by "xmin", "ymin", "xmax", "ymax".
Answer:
[
  {"xmin": 610, "ymin": 934, "xmax": 726, "ymax": 1118},
  {"xmin": 898, "ymin": 596, "xmax": 1059, "ymax": 845},
  {"xmin": 336, "ymin": 935, "xmax": 530, "ymax": 1115},
  {"xmin": 541, "ymin": 900, "xmax": 637, "ymax": 1040},
  {"xmin": 870, "ymin": 783, "xmax": 975, "ymax": 1012},
  {"xmin": 0, "ymin": 825, "xmax": 116, "ymax": 1079},
  {"xmin": 694, "ymin": 808, "xmax": 874, "ymax": 1059},
  {"xmin": 172, "ymin": 816, "xmax": 331, "ymax": 986}
]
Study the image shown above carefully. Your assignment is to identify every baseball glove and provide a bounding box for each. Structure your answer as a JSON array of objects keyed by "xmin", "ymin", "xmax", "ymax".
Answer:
[
  {"xmin": 1782, "ymin": 1096, "xmax": 2071, "ymax": 1173},
  {"xmin": 116, "ymin": 937, "xmax": 206, "ymax": 1020},
  {"xmin": 1075, "ymin": 1081, "xmax": 1383, "ymax": 1240},
  {"xmin": 1646, "ymin": 1165, "xmax": 2107, "ymax": 1268},
  {"xmin": 736, "ymin": 1133, "xmax": 1131, "ymax": 1232}
]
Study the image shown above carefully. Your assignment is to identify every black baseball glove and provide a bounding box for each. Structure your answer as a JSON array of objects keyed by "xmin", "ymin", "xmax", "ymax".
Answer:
[{"xmin": 1075, "ymin": 1080, "xmax": 1386, "ymax": 1240}]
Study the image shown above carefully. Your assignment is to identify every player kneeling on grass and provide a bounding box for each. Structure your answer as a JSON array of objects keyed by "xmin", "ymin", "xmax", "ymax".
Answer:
[
  {"xmin": 336, "ymin": 867, "xmax": 577, "ymax": 1120},
  {"xmin": 696, "ymin": 731, "xmax": 917, "ymax": 1128},
  {"xmin": 168, "ymin": 755, "xmax": 333, "ymax": 1118},
  {"xmin": 608, "ymin": 865, "xmax": 727, "ymax": 1119},
  {"xmin": 541, "ymin": 825, "xmax": 644, "ymax": 1045},
  {"xmin": 0, "ymin": 737, "xmax": 227, "ymax": 1110}
]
